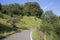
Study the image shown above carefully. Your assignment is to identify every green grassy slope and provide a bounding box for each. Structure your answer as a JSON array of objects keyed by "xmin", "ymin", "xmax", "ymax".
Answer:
[
  {"xmin": 16, "ymin": 16, "xmax": 42, "ymax": 29},
  {"xmin": 0, "ymin": 16, "xmax": 42, "ymax": 39}
]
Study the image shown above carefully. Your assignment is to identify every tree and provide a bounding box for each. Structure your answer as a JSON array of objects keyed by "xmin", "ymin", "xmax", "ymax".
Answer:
[
  {"xmin": 0, "ymin": 3, "xmax": 2, "ymax": 11},
  {"xmin": 24, "ymin": 2, "xmax": 43, "ymax": 17},
  {"xmin": 36, "ymin": 9, "xmax": 43, "ymax": 18},
  {"xmin": 48, "ymin": 16, "xmax": 60, "ymax": 40},
  {"xmin": 0, "ymin": 2, "xmax": 43, "ymax": 17},
  {"xmin": 40, "ymin": 11, "xmax": 58, "ymax": 40},
  {"xmin": 40, "ymin": 20, "xmax": 53, "ymax": 40},
  {"xmin": 45, "ymin": 10, "xmax": 55, "ymax": 19}
]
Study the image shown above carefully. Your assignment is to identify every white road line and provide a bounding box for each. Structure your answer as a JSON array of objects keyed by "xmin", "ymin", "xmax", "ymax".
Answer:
[{"xmin": 30, "ymin": 30, "xmax": 33, "ymax": 40}]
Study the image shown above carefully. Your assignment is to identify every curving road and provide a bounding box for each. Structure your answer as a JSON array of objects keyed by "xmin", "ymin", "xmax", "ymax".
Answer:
[{"xmin": 1, "ymin": 30, "xmax": 32, "ymax": 40}]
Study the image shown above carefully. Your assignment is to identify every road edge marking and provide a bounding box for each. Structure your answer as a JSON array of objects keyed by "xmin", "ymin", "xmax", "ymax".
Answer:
[{"xmin": 30, "ymin": 30, "xmax": 33, "ymax": 40}]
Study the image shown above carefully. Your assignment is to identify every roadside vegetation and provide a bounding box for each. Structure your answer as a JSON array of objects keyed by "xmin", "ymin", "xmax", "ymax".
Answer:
[{"xmin": 32, "ymin": 29, "xmax": 41, "ymax": 40}]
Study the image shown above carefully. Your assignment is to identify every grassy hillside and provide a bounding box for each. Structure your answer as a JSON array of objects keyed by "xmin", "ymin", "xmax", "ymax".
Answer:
[
  {"xmin": 0, "ymin": 16, "xmax": 42, "ymax": 39},
  {"xmin": 16, "ymin": 16, "xmax": 42, "ymax": 29}
]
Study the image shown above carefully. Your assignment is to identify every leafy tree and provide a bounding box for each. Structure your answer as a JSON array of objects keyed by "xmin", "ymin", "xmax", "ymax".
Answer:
[
  {"xmin": 24, "ymin": 2, "xmax": 43, "ymax": 17},
  {"xmin": 40, "ymin": 10, "xmax": 60, "ymax": 40},
  {"xmin": 45, "ymin": 10, "xmax": 55, "ymax": 19},
  {"xmin": 0, "ymin": 2, "xmax": 43, "ymax": 17},
  {"xmin": 47, "ymin": 16, "xmax": 60, "ymax": 40},
  {"xmin": 0, "ymin": 3, "xmax": 2, "ymax": 11}
]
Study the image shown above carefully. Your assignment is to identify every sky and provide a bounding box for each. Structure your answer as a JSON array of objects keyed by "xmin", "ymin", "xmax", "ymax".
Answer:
[{"xmin": 0, "ymin": 0, "xmax": 60, "ymax": 16}]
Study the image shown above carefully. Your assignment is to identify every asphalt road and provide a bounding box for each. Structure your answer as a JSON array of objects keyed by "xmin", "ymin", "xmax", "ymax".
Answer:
[{"xmin": 1, "ymin": 30, "xmax": 32, "ymax": 40}]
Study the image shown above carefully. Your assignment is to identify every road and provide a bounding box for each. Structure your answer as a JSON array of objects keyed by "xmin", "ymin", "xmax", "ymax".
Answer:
[{"xmin": 1, "ymin": 30, "xmax": 32, "ymax": 40}]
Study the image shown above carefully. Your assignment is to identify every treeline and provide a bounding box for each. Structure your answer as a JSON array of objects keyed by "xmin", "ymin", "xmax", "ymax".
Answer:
[{"xmin": 0, "ymin": 2, "xmax": 43, "ymax": 18}]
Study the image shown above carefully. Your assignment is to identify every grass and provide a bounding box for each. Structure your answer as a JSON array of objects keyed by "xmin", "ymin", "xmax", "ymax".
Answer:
[
  {"xmin": 0, "ymin": 13, "xmax": 11, "ymax": 19},
  {"xmin": 0, "ymin": 18, "xmax": 12, "ymax": 27},
  {"xmin": 32, "ymin": 29, "xmax": 40, "ymax": 40},
  {"xmin": 16, "ymin": 16, "xmax": 42, "ymax": 29},
  {"xmin": 0, "ymin": 31, "xmax": 15, "ymax": 39}
]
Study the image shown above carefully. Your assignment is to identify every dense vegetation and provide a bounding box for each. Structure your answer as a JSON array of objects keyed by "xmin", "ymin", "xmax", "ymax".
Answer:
[
  {"xmin": 0, "ymin": 2, "xmax": 60, "ymax": 40},
  {"xmin": 40, "ymin": 10, "xmax": 60, "ymax": 40}
]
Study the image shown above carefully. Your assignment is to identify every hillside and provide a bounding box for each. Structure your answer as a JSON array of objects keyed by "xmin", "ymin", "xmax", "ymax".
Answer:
[
  {"xmin": 16, "ymin": 16, "xmax": 42, "ymax": 29},
  {"xmin": 0, "ymin": 15, "xmax": 42, "ymax": 39},
  {"xmin": 0, "ymin": 2, "xmax": 60, "ymax": 40}
]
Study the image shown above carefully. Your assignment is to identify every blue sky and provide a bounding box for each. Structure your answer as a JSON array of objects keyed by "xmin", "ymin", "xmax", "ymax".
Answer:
[{"xmin": 0, "ymin": 0, "xmax": 60, "ymax": 16}]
